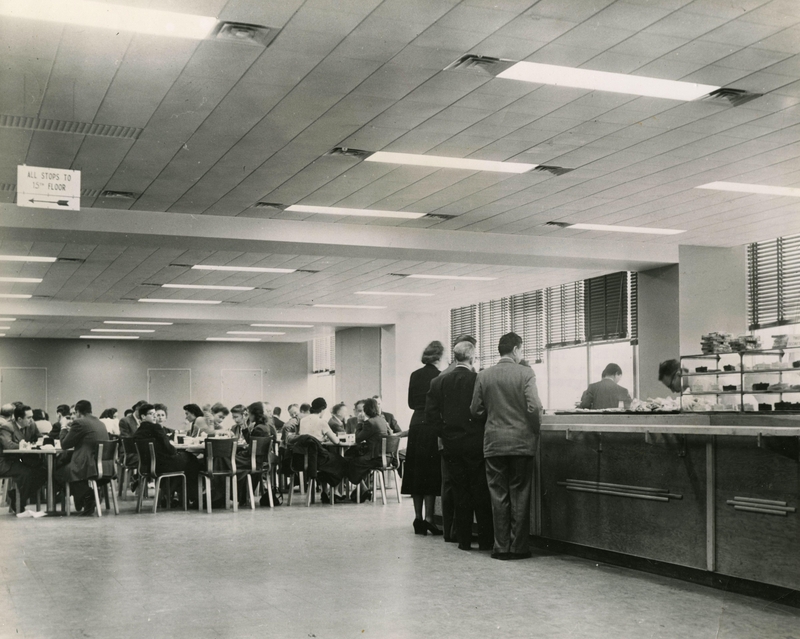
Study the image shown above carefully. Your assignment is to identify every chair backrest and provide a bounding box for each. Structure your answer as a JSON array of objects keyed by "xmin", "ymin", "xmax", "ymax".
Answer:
[
  {"xmin": 204, "ymin": 438, "xmax": 237, "ymax": 474},
  {"xmin": 380, "ymin": 436, "xmax": 401, "ymax": 469},
  {"xmin": 121, "ymin": 437, "xmax": 138, "ymax": 466},
  {"xmin": 95, "ymin": 440, "xmax": 119, "ymax": 479},
  {"xmin": 134, "ymin": 439, "xmax": 158, "ymax": 477},
  {"xmin": 250, "ymin": 436, "xmax": 272, "ymax": 472}
]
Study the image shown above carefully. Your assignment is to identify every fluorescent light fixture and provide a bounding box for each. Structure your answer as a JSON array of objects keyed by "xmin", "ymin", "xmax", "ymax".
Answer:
[
  {"xmin": 355, "ymin": 291, "xmax": 435, "ymax": 297},
  {"xmin": 286, "ymin": 204, "xmax": 424, "ymax": 220},
  {"xmin": 696, "ymin": 182, "xmax": 800, "ymax": 197},
  {"xmin": 313, "ymin": 304, "xmax": 387, "ymax": 309},
  {"xmin": 91, "ymin": 328, "xmax": 155, "ymax": 333},
  {"xmin": 566, "ymin": 223, "xmax": 685, "ymax": 235},
  {"xmin": 497, "ymin": 61, "xmax": 718, "ymax": 101},
  {"xmin": 1, "ymin": 0, "xmax": 218, "ymax": 39},
  {"xmin": 0, "ymin": 326, "xmax": 10, "ymax": 330},
  {"xmin": 251, "ymin": 323, "xmax": 313, "ymax": 328},
  {"xmin": 0, "ymin": 277, "xmax": 42, "ymax": 283},
  {"xmin": 192, "ymin": 265, "xmax": 296, "ymax": 274},
  {"xmin": 80, "ymin": 335, "xmax": 139, "ymax": 340},
  {"xmin": 104, "ymin": 321, "xmax": 173, "ymax": 325},
  {"xmin": 0, "ymin": 294, "xmax": 32, "ymax": 299},
  {"xmin": 139, "ymin": 298, "xmax": 222, "ymax": 305},
  {"xmin": 0, "ymin": 255, "xmax": 56, "ymax": 263},
  {"xmin": 227, "ymin": 331, "xmax": 285, "ymax": 336},
  {"xmin": 0, "ymin": 318, "xmax": 16, "ymax": 321},
  {"xmin": 404, "ymin": 274, "xmax": 497, "ymax": 282},
  {"xmin": 206, "ymin": 337, "xmax": 261, "ymax": 342},
  {"xmin": 0, "ymin": 334, "xmax": 5, "ymax": 337},
  {"xmin": 162, "ymin": 284, "xmax": 254, "ymax": 291},
  {"xmin": 365, "ymin": 151, "xmax": 536, "ymax": 173}
]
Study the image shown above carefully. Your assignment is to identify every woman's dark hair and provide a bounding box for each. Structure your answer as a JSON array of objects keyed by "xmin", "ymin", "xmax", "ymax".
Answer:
[
  {"xmin": 32, "ymin": 409, "xmax": 46, "ymax": 421},
  {"xmin": 183, "ymin": 404, "xmax": 203, "ymax": 419},
  {"xmin": 299, "ymin": 403, "xmax": 311, "ymax": 413},
  {"xmin": 310, "ymin": 397, "xmax": 327, "ymax": 414},
  {"xmin": 602, "ymin": 363, "xmax": 623, "ymax": 378},
  {"xmin": 421, "ymin": 340, "xmax": 444, "ymax": 365},
  {"xmin": 273, "ymin": 406, "xmax": 282, "ymax": 416},
  {"xmin": 363, "ymin": 398, "xmax": 379, "ymax": 419},
  {"xmin": 124, "ymin": 409, "xmax": 134, "ymax": 417},
  {"xmin": 99, "ymin": 408, "xmax": 117, "ymax": 419},
  {"xmin": 247, "ymin": 401, "xmax": 266, "ymax": 424},
  {"xmin": 154, "ymin": 403, "xmax": 168, "ymax": 416},
  {"xmin": 57, "ymin": 404, "xmax": 70, "ymax": 417}
]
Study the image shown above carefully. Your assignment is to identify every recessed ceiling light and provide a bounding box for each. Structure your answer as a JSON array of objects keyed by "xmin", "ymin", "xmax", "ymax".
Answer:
[
  {"xmin": 696, "ymin": 182, "xmax": 800, "ymax": 197},
  {"xmin": 191, "ymin": 265, "xmax": 296, "ymax": 274},
  {"xmin": 401, "ymin": 274, "xmax": 497, "ymax": 282},
  {"xmin": 496, "ymin": 61, "xmax": 719, "ymax": 101},
  {"xmin": 365, "ymin": 151, "xmax": 536, "ymax": 173},
  {"xmin": 251, "ymin": 323, "xmax": 313, "ymax": 328},
  {"xmin": 80, "ymin": 335, "xmax": 139, "ymax": 340},
  {"xmin": 1, "ymin": 0, "xmax": 218, "ymax": 39},
  {"xmin": 286, "ymin": 205, "xmax": 425, "ymax": 219},
  {"xmin": 0, "ymin": 318, "xmax": 16, "ymax": 321},
  {"xmin": 0, "ymin": 255, "xmax": 57, "ymax": 263},
  {"xmin": 227, "ymin": 331, "xmax": 285, "ymax": 335},
  {"xmin": 0, "ymin": 277, "xmax": 43, "ymax": 283},
  {"xmin": 547, "ymin": 221, "xmax": 685, "ymax": 235},
  {"xmin": 104, "ymin": 321, "xmax": 173, "ymax": 325},
  {"xmin": 355, "ymin": 291, "xmax": 436, "ymax": 297},
  {"xmin": 206, "ymin": 337, "xmax": 261, "ymax": 342},
  {"xmin": 139, "ymin": 298, "xmax": 222, "ymax": 304},
  {"xmin": 0, "ymin": 294, "xmax": 33, "ymax": 299},
  {"xmin": 162, "ymin": 284, "xmax": 255, "ymax": 291},
  {"xmin": 313, "ymin": 304, "xmax": 387, "ymax": 309},
  {"xmin": 91, "ymin": 328, "xmax": 155, "ymax": 333}
]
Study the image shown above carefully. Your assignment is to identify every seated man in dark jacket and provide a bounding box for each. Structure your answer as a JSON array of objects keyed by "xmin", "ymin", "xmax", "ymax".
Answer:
[
  {"xmin": 134, "ymin": 403, "xmax": 200, "ymax": 507},
  {"xmin": 0, "ymin": 404, "xmax": 46, "ymax": 515},
  {"xmin": 55, "ymin": 399, "xmax": 110, "ymax": 516}
]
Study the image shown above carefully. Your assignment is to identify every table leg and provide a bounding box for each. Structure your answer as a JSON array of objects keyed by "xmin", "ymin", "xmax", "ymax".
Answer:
[{"xmin": 46, "ymin": 455, "xmax": 55, "ymax": 512}]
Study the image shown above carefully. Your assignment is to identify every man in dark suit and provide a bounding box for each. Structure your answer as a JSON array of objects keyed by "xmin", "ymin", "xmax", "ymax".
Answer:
[
  {"xmin": 579, "ymin": 363, "xmax": 632, "ymax": 409},
  {"xmin": 470, "ymin": 332, "xmax": 542, "ymax": 560},
  {"xmin": 118, "ymin": 399, "xmax": 146, "ymax": 437},
  {"xmin": 372, "ymin": 395, "xmax": 404, "ymax": 436},
  {"xmin": 55, "ymin": 399, "xmax": 110, "ymax": 516},
  {"xmin": 426, "ymin": 341, "xmax": 493, "ymax": 551}
]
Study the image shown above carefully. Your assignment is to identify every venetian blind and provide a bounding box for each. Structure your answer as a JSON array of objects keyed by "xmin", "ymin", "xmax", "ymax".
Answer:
[
  {"xmin": 584, "ymin": 272, "xmax": 628, "ymax": 342},
  {"xmin": 629, "ymin": 271, "xmax": 638, "ymax": 342},
  {"xmin": 477, "ymin": 298, "xmax": 510, "ymax": 370},
  {"xmin": 546, "ymin": 282, "xmax": 584, "ymax": 348},
  {"xmin": 510, "ymin": 290, "xmax": 544, "ymax": 363},
  {"xmin": 312, "ymin": 335, "xmax": 335, "ymax": 374},
  {"xmin": 747, "ymin": 234, "xmax": 800, "ymax": 329},
  {"xmin": 450, "ymin": 304, "xmax": 477, "ymax": 349}
]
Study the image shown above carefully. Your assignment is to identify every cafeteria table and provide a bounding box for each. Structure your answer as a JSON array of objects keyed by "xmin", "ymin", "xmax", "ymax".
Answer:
[{"xmin": 8, "ymin": 446, "xmax": 62, "ymax": 512}]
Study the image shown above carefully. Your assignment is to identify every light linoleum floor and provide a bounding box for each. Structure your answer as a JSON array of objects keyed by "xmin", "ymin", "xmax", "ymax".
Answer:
[{"xmin": 1, "ymin": 492, "xmax": 798, "ymax": 639}]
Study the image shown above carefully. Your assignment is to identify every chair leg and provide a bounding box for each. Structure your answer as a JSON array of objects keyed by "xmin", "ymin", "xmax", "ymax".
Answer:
[
  {"xmin": 299, "ymin": 471, "xmax": 305, "ymax": 495},
  {"xmin": 306, "ymin": 479, "xmax": 314, "ymax": 507},
  {"xmin": 246, "ymin": 475, "xmax": 255, "ymax": 510},
  {"xmin": 104, "ymin": 483, "xmax": 111, "ymax": 510},
  {"xmin": 118, "ymin": 467, "xmax": 126, "ymax": 500},
  {"xmin": 90, "ymin": 480, "xmax": 102, "ymax": 517},
  {"xmin": 181, "ymin": 475, "xmax": 187, "ymax": 512},
  {"xmin": 135, "ymin": 477, "xmax": 145, "ymax": 513},
  {"xmin": 224, "ymin": 477, "xmax": 231, "ymax": 511},
  {"xmin": 110, "ymin": 479, "xmax": 120, "ymax": 515},
  {"xmin": 376, "ymin": 471, "xmax": 386, "ymax": 505},
  {"xmin": 393, "ymin": 470, "xmax": 402, "ymax": 503},
  {"xmin": 204, "ymin": 476, "xmax": 212, "ymax": 514},
  {"xmin": 153, "ymin": 477, "xmax": 162, "ymax": 514},
  {"xmin": 356, "ymin": 482, "xmax": 361, "ymax": 504},
  {"xmin": 265, "ymin": 473, "xmax": 274, "ymax": 508},
  {"xmin": 231, "ymin": 476, "xmax": 238, "ymax": 513},
  {"xmin": 287, "ymin": 473, "xmax": 294, "ymax": 506},
  {"xmin": 163, "ymin": 477, "xmax": 171, "ymax": 510},
  {"xmin": 65, "ymin": 482, "xmax": 71, "ymax": 517}
]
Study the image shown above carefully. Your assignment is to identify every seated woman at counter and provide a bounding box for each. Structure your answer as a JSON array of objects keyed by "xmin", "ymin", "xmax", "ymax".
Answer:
[
  {"xmin": 580, "ymin": 363, "xmax": 632, "ymax": 409},
  {"xmin": 134, "ymin": 403, "xmax": 200, "ymax": 507}
]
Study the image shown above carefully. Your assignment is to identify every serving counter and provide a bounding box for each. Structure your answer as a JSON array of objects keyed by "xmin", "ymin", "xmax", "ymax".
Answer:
[{"xmin": 536, "ymin": 413, "xmax": 800, "ymax": 594}]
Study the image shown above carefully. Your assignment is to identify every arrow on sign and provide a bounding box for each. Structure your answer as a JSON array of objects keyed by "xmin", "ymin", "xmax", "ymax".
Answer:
[{"xmin": 29, "ymin": 198, "xmax": 70, "ymax": 207}]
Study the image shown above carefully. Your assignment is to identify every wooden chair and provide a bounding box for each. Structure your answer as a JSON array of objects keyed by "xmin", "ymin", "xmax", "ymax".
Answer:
[
  {"xmin": 134, "ymin": 439, "xmax": 187, "ymax": 514},
  {"xmin": 0, "ymin": 477, "xmax": 21, "ymax": 514},
  {"xmin": 359, "ymin": 437, "xmax": 402, "ymax": 505},
  {"xmin": 65, "ymin": 440, "xmax": 120, "ymax": 516},
  {"xmin": 198, "ymin": 438, "xmax": 238, "ymax": 514},
  {"xmin": 286, "ymin": 450, "xmax": 306, "ymax": 506},
  {"xmin": 118, "ymin": 437, "xmax": 139, "ymax": 500},
  {"xmin": 244, "ymin": 436, "xmax": 273, "ymax": 509}
]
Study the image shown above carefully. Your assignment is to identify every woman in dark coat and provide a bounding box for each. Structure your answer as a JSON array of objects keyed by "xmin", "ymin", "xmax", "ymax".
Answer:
[{"xmin": 401, "ymin": 340, "xmax": 445, "ymax": 535}]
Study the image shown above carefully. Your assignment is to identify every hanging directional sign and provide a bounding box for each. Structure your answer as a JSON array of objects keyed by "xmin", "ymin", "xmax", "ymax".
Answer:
[{"xmin": 17, "ymin": 165, "xmax": 81, "ymax": 211}]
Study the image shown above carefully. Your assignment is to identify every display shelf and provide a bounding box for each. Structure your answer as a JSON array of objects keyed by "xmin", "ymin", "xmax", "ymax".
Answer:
[{"xmin": 685, "ymin": 370, "xmax": 738, "ymax": 376}]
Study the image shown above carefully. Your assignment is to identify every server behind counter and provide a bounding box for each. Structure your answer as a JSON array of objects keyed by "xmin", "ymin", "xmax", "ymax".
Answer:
[{"xmin": 579, "ymin": 363, "xmax": 632, "ymax": 409}]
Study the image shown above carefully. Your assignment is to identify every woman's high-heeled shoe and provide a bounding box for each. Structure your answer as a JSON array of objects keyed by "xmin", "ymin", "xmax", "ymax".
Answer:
[
  {"xmin": 413, "ymin": 518, "xmax": 427, "ymax": 535},
  {"xmin": 425, "ymin": 520, "xmax": 443, "ymax": 536}
]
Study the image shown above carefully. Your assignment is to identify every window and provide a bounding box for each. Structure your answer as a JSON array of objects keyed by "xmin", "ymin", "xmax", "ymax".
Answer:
[
  {"xmin": 748, "ymin": 233, "xmax": 800, "ymax": 329},
  {"xmin": 511, "ymin": 290, "xmax": 544, "ymax": 364},
  {"xmin": 584, "ymin": 272, "xmax": 628, "ymax": 342},
  {"xmin": 312, "ymin": 335, "xmax": 335, "ymax": 374},
  {"xmin": 546, "ymin": 281, "xmax": 583, "ymax": 348},
  {"xmin": 450, "ymin": 304, "xmax": 477, "ymax": 347},
  {"xmin": 478, "ymin": 298, "xmax": 510, "ymax": 370}
]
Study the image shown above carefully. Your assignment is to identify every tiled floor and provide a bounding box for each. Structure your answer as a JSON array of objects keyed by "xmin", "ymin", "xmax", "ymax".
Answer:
[{"xmin": 1, "ymin": 492, "xmax": 798, "ymax": 639}]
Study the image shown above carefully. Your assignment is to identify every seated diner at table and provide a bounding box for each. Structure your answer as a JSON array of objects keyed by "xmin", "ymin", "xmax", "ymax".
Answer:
[
  {"xmin": 345, "ymin": 398, "xmax": 392, "ymax": 498},
  {"xmin": 0, "ymin": 404, "xmax": 47, "ymax": 515},
  {"xmin": 184, "ymin": 404, "xmax": 214, "ymax": 437}
]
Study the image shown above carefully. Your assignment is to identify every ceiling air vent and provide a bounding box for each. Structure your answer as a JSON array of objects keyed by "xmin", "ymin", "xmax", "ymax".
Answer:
[
  {"xmin": 254, "ymin": 202, "xmax": 287, "ymax": 211},
  {"xmin": 701, "ymin": 88, "xmax": 762, "ymax": 107},
  {"xmin": 0, "ymin": 114, "xmax": 142, "ymax": 139},
  {"xmin": 444, "ymin": 54, "xmax": 515, "ymax": 76},
  {"xmin": 325, "ymin": 147, "xmax": 371, "ymax": 160},
  {"xmin": 100, "ymin": 190, "xmax": 138, "ymax": 199},
  {"xmin": 213, "ymin": 22, "xmax": 279, "ymax": 47},
  {"xmin": 55, "ymin": 257, "xmax": 85, "ymax": 263},
  {"xmin": 545, "ymin": 221, "xmax": 571, "ymax": 229},
  {"xmin": 423, "ymin": 213, "xmax": 457, "ymax": 221},
  {"xmin": 296, "ymin": 269, "xmax": 320, "ymax": 274},
  {"xmin": 534, "ymin": 165, "xmax": 574, "ymax": 176}
]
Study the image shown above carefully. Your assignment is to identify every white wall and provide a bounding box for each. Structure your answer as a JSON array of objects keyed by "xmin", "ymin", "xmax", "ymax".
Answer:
[{"xmin": 0, "ymin": 338, "xmax": 309, "ymax": 424}]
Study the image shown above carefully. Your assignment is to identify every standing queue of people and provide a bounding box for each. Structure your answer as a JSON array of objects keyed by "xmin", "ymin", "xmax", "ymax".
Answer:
[{"xmin": 403, "ymin": 331, "xmax": 543, "ymax": 560}]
